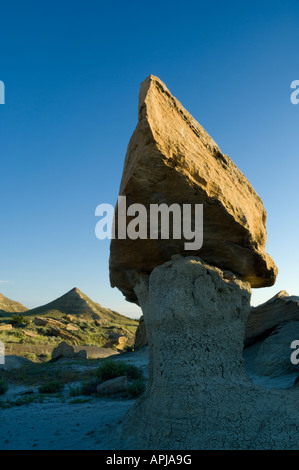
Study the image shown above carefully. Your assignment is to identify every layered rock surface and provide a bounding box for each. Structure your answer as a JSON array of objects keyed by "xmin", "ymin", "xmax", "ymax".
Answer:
[
  {"xmin": 120, "ymin": 257, "xmax": 298, "ymax": 450},
  {"xmin": 251, "ymin": 321, "xmax": 299, "ymax": 378},
  {"xmin": 110, "ymin": 75, "xmax": 278, "ymax": 302},
  {"xmin": 0, "ymin": 293, "xmax": 28, "ymax": 314},
  {"xmin": 245, "ymin": 291, "xmax": 299, "ymax": 346},
  {"xmin": 133, "ymin": 315, "xmax": 147, "ymax": 350}
]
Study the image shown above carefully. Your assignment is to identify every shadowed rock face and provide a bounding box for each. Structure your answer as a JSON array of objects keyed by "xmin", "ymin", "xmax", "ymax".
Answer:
[
  {"xmin": 119, "ymin": 257, "xmax": 298, "ymax": 450},
  {"xmin": 245, "ymin": 291, "xmax": 299, "ymax": 346},
  {"xmin": 109, "ymin": 75, "xmax": 277, "ymax": 303}
]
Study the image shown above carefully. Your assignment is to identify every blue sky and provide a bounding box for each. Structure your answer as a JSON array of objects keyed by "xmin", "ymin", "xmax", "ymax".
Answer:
[{"xmin": 0, "ymin": 0, "xmax": 298, "ymax": 318}]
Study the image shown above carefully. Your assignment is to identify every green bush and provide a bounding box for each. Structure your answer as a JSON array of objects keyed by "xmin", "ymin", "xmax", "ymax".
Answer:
[
  {"xmin": 68, "ymin": 384, "xmax": 83, "ymax": 397},
  {"xmin": 127, "ymin": 378, "xmax": 146, "ymax": 398},
  {"xmin": 0, "ymin": 378, "xmax": 8, "ymax": 395},
  {"xmin": 38, "ymin": 381, "xmax": 65, "ymax": 394},
  {"xmin": 11, "ymin": 315, "xmax": 29, "ymax": 326},
  {"xmin": 97, "ymin": 359, "xmax": 143, "ymax": 382},
  {"xmin": 80, "ymin": 380, "xmax": 100, "ymax": 396},
  {"xmin": 23, "ymin": 353, "xmax": 37, "ymax": 362}
]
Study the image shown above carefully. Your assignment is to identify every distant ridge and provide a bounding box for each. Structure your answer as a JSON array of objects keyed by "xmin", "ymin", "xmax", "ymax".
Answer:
[
  {"xmin": 0, "ymin": 293, "xmax": 28, "ymax": 315},
  {"xmin": 25, "ymin": 287, "xmax": 129, "ymax": 322}
]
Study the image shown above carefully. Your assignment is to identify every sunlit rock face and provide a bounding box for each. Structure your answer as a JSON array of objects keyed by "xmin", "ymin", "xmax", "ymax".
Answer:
[{"xmin": 109, "ymin": 75, "xmax": 277, "ymax": 303}]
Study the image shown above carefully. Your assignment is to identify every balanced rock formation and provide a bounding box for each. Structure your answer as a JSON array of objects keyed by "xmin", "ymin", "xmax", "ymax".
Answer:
[
  {"xmin": 110, "ymin": 77, "xmax": 297, "ymax": 449},
  {"xmin": 245, "ymin": 290, "xmax": 299, "ymax": 346},
  {"xmin": 110, "ymin": 75, "xmax": 277, "ymax": 303}
]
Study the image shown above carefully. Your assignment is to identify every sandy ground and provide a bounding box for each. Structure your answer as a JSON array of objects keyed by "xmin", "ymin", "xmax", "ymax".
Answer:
[
  {"xmin": 0, "ymin": 345, "xmax": 298, "ymax": 450},
  {"xmin": 0, "ymin": 399, "xmax": 135, "ymax": 450},
  {"xmin": 0, "ymin": 348, "xmax": 149, "ymax": 450}
]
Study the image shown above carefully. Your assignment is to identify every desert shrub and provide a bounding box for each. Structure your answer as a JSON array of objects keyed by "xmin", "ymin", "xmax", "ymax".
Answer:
[
  {"xmin": 0, "ymin": 378, "xmax": 8, "ymax": 395},
  {"xmin": 68, "ymin": 385, "xmax": 81, "ymax": 397},
  {"xmin": 80, "ymin": 380, "xmax": 100, "ymax": 396},
  {"xmin": 23, "ymin": 353, "xmax": 37, "ymax": 362},
  {"xmin": 11, "ymin": 315, "xmax": 29, "ymax": 326},
  {"xmin": 97, "ymin": 359, "xmax": 143, "ymax": 382},
  {"xmin": 38, "ymin": 381, "xmax": 65, "ymax": 394},
  {"xmin": 127, "ymin": 378, "xmax": 146, "ymax": 398}
]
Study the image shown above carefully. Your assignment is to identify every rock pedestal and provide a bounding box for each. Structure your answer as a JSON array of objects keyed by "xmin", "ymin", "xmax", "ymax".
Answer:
[{"xmin": 120, "ymin": 257, "xmax": 298, "ymax": 450}]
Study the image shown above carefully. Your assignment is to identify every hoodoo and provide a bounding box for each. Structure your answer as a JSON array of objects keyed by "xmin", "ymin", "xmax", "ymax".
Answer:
[{"xmin": 109, "ymin": 76, "xmax": 298, "ymax": 450}]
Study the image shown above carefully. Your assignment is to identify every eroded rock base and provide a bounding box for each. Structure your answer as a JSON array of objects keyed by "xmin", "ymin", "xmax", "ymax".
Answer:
[{"xmin": 120, "ymin": 257, "xmax": 299, "ymax": 450}]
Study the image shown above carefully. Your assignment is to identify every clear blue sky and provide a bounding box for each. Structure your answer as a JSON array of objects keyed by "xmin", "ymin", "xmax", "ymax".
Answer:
[{"xmin": 0, "ymin": 0, "xmax": 298, "ymax": 318}]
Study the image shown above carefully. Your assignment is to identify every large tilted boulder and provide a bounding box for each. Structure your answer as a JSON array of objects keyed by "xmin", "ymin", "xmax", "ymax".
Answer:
[
  {"xmin": 110, "ymin": 75, "xmax": 277, "ymax": 302},
  {"xmin": 245, "ymin": 291, "xmax": 299, "ymax": 346},
  {"xmin": 119, "ymin": 257, "xmax": 298, "ymax": 450}
]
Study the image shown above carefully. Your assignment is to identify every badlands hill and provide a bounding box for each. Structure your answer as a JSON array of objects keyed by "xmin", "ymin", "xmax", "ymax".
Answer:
[
  {"xmin": 0, "ymin": 293, "xmax": 28, "ymax": 315},
  {"xmin": 25, "ymin": 287, "xmax": 131, "ymax": 324},
  {"xmin": 0, "ymin": 289, "xmax": 138, "ymax": 356}
]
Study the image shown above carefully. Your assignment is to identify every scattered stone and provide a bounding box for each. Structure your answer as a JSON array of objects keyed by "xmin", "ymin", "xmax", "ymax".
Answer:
[
  {"xmin": 65, "ymin": 324, "xmax": 79, "ymax": 332},
  {"xmin": 22, "ymin": 330, "xmax": 39, "ymax": 338},
  {"xmin": 105, "ymin": 333, "xmax": 128, "ymax": 351},
  {"xmin": 96, "ymin": 376, "xmax": 128, "ymax": 395},
  {"xmin": 33, "ymin": 317, "xmax": 66, "ymax": 329},
  {"xmin": 51, "ymin": 342, "xmax": 87, "ymax": 361},
  {"xmin": 75, "ymin": 350, "xmax": 88, "ymax": 360},
  {"xmin": 0, "ymin": 324, "xmax": 13, "ymax": 331},
  {"xmin": 33, "ymin": 317, "xmax": 79, "ymax": 344},
  {"xmin": 49, "ymin": 327, "xmax": 79, "ymax": 345},
  {"xmin": 51, "ymin": 342, "xmax": 76, "ymax": 360},
  {"xmin": 65, "ymin": 314, "xmax": 76, "ymax": 322}
]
